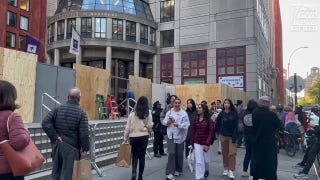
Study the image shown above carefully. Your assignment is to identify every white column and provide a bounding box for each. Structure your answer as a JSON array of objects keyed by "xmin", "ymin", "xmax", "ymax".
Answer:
[
  {"xmin": 134, "ymin": 49, "xmax": 140, "ymax": 76},
  {"xmin": 123, "ymin": 20, "xmax": 126, "ymax": 40},
  {"xmin": 107, "ymin": 18, "xmax": 112, "ymax": 39},
  {"xmin": 92, "ymin": 17, "xmax": 95, "ymax": 38},
  {"xmin": 106, "ymin": 46, "xmax": 112, "ymax": 71},
  {"xmin": 76, "ymin": 17, "xmax": 81, "ymax": 33},
  {"xmin": 153, "ymin": 54, "xmax": 157, "ymax": 83},
  {"xmin": 148, "ymin": 26, "xmax": 151, "ymax": 45},
  {"xmin": 54, "ymin": 21, "xmax": 58, "ymax": 41},
  {"xmin": 54, "ymin": 49, "xmax": 60, "ymax": 66},
  {"xmin": 136, "ymin": 23, "xmax": 140, "ymax": 43},
  {"xmin": 64, "ymin": 19, "xmax": 67, "ymax": 39},
  {"xmin": 76, "ymin": 46, "xmax": 82, "ymax": 64}
]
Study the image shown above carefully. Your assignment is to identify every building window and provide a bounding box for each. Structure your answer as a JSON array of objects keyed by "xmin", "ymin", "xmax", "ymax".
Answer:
[
  {"xmin": 7, "ymin": 12, "xmax": 17, "ymax": 27},
  {"xmin": 216, "ymin": 46, "xmax": 246, "ymax": 89},
  {"xmin": 20, "ymin": 0, "xmax": 30, "ymax": 11},
  {"xmin": 20, "ymin": 16, "xmax": 29, "ymax": 31},
  {"xmin": 160, "ymin": 30, "xmax": 174, "ymax": 48},
  {"xmin": 160, "ymin": 53, "xmax": 174, "ymax": 83},
  {"xmin": 150, "ymin": 28, "xmax": 156, "ymax": 46},
  {"xmin": 8, "ymin": 0, "xmax": 17, "ymax": 7},
  {"xmin": 67, "ymin": 18, "xmax": 76, "ymax": 39},
  {"xmin": 19, "ymin": 36, "xmax": 26, "ymax": 50},
  {"xmin": 160, "ymin": 0, "xmax": 175, "ymax": 23},
  {"xmin": 181, "ymin": 50, "xmax": 207, "ymax": 84},
  {"xmin": 57, "ymin": 20, "xmax": 65, "ymax": 40},
  {"xmin": 140, "ymin": 24, "xmax": 148, "ymax": 45},
  {"xmin": 81, "ymin": 17, "xmax": 92, "ymax": 38},
  {"xmin": 49, "ymin": 24, "xmax": 54, "ymax": 42},
  {"xmin": 112, "ymin": 19, "xmax": 123, "ymax": 40},
  {"xmin": 95, "ymin": 18, "xmax": 106, "ymax": 38},
  {"xmin": 6, "ymin": 32, "xmax": 16, "ymax": 48},
  {"xmin": 126, "ymin": 21, "xmax": 136, "ymax": 42}
]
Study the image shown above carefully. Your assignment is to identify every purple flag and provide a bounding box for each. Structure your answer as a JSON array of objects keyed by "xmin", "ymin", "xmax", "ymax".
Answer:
[{"xmin": 25, "ymin": 35, "xmax": 40, "ymax": 55}]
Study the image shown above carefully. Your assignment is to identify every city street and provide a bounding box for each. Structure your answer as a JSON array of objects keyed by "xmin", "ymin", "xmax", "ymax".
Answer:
[{"xmin": 92, "ymin": 143, "xmax": 319, "ymax": 180}]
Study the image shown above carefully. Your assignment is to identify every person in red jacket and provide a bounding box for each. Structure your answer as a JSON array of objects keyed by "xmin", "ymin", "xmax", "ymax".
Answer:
[
  {"xmin": 190, "ymin": 103, "xmax": 215, "ymax": 180},
  {"xmin": 0, "ymin": 80, "xmax": 30, "ymax": 180}
]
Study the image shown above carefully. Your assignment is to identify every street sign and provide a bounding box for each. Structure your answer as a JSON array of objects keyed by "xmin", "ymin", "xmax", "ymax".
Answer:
[{"xmin": 286, "ymin": 75, "xmax": 305, "ymax": 93}]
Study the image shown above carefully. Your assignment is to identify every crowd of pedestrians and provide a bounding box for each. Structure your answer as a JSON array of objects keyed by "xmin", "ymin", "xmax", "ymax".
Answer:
[{"xmin": 2, "ymin": 79, "xmax": 320, "ymax": 180}]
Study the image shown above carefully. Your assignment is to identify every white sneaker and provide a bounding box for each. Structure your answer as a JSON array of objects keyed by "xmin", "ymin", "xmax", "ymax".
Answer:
[
  {"xmin": 228, "ymin": 170, "xmax": 235, "ymax": 179},
  {"xmin": 223, "ymin": 170, "xmax": 228, "ymax": 176},
  {"xmin": 173, "ymin": 171, "xmax": 181, "ymax": 176},
  {"xmin": 166, "ymin": 174, "xmax": 175, "ymax": 180}
]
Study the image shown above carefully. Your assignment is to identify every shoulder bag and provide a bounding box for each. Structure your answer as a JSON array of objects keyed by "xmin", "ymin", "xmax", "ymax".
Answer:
[{"xmin": 0, "ymin": 112, "xmax": 45, "ymax": 176}]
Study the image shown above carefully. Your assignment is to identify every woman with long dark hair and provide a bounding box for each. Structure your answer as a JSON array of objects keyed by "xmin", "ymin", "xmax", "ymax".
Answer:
[
  {"xmin": 0, "ymin": 80, "xmax": 30, "ymax": 180},
  {"xmin": 190, "ymin": 103, "xmax": 215, "ymax": 180},
  {"xmin": 241, "ymin": 99, "xmax": 258, "ymax": 177},
  {"xmin": 164, "ymin": 98, "xmax": 190, "ymax": 180},
  {"xmin": 124, "ymin": 96, "xmax": 153, "ymax": 180},
  {"xmin": 215, "ymin": 98, "xmax": 238, "ymax": 179},
  {"xmin": 185, "ymin": 98, "xmax": 197, "ymax": 158}
]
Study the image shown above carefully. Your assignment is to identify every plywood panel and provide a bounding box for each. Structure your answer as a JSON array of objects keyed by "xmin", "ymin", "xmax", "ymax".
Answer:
[
  {"xmin": 1, "ymin": 48, "xmax": 37, "ymax": 123},
  {"xmin": 129, "ymin": 75, "xmax": 152, "ymax": 104},
  {"xmin": 175, "ymin": 84, "xmax": 224, "ymax": 108},
  {"xmin": 152, "ymin": 83, "xmax": 166, "ymax": 107},
  {"xmin": 75, "ymin": 64, "xmax": 110, "ymax": 120}
]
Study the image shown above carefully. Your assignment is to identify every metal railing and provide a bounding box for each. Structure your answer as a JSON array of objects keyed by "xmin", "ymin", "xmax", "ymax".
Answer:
[
  {"xmin": 27, "ymin": 120, "xmax": 155, "ymax": 177},
  {"xmin": 41, "ymin": 93, "xmax": 61, "ymax": 121}
]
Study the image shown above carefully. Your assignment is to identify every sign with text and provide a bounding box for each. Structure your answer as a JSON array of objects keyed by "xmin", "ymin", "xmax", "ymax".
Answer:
[{"xmin": 219, "ymin": 76, "xmax": 244, "ymax": 90}]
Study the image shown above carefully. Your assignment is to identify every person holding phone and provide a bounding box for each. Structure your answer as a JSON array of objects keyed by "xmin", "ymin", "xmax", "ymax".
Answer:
[
  {"xmin": 190, "ymin": 103, "xmax": 215, "ymax": 180},
  {"xmin": 163, "ymin": 98, "xmax": 190, "ymax": 180}
]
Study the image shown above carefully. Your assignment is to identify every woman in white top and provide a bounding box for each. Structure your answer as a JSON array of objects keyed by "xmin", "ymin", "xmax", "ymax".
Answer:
[
  {"xmin": 124, "ymin": 96, "xmax": 153, "ymax": 180},
  {"xmin": 163, "ymin": 98, "xmax": 190, "ymax": 180}
]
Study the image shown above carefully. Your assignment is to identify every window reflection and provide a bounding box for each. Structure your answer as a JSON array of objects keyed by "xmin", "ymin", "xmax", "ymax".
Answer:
[
  {"xmin": 57, "ymin": 20, "xmax": 65, "ymax": 40},
  {"xmin": 126, "ymin": 21, "xmax": 136, "ymax": 41},
  {"xmin": 67, "ymin": 18, "xmax": 76, "ymax": 39},
  {"xmin": 55, "ymin": 0, "xmax": 154, "ymax": 21},
  {"xmin": 20, "ymin": 0, "xmax": 29, "ymax": 11},
  {"xmin": 112, "ymin": 19, "xmax": 123, "ymax": 40},
  {"xmin": 95, "ymin": 18, "xmax": 106, "ymax": 38}
]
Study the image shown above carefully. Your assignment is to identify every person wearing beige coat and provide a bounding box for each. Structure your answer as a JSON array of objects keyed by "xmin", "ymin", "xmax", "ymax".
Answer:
[{"xmin": 124, "ymin": 96, "xmax": 153, "ymax": 180}]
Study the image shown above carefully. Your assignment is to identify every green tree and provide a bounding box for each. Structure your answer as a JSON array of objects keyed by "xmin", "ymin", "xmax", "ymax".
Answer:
[{"xmin": 308, "ymin": 76, "xmax": 320, "ymax": 104}]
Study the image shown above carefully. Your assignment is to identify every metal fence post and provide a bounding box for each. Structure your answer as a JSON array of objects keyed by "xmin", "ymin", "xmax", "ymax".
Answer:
[{"xmin": 90, "ymin": 124, "xmax": 103, "ymax": 177}]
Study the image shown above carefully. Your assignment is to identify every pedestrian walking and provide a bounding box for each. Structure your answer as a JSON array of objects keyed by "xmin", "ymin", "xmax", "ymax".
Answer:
[
  {"xmin": 42, "ymin": 88, "xmax": 90, "ymax": 180},
  {"xmin": 152, "ymin": 101, "xmax": 166, "ymax": 157},
  {"xmin": 190, "ymin": 103, "xmax": 215, "ymax": 180},
  {"xmin": 124, "ymin": 96, "xmax": 153, "ymax": 180},
  {"xmin": 185, "ymin": 98, "xmax": 197, "ymax": 158},
  {"xmin": 164, "ymin": 98, "xmax": 190, "ymax": 180},
  {"xmin": 241, "ymin": 99, "xmax": 258, "ymax": 177},
  {"xmin": 0, "ymin": 80, "xmax": 31, "ymax": 180},
  {"xmin": 252, "ymin": 96, "xmax": 281, "ymax": 180},
  {"xmin": 215, "ymin": 98, "xmax": 238, "ymax": 179}
]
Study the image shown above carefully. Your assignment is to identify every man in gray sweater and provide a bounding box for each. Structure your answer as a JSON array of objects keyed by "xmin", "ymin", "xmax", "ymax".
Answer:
[{"xmin": 42, "ymin": 88, "xmax": 90, "ymax": 180}]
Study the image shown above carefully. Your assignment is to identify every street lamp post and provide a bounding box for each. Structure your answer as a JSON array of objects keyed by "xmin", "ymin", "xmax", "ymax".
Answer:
[{"xmin": 287, "ymin": 46, "xmax": 308, "ymax": 106}]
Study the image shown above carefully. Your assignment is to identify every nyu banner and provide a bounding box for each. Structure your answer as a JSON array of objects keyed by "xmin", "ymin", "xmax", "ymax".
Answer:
[
  {"xmin": 69, "ymin": 28, "xmax": 80, "ymax": 56},
  {"xmin": 25, "ymin": 35, "xmax": 40, "ymax": 55}
]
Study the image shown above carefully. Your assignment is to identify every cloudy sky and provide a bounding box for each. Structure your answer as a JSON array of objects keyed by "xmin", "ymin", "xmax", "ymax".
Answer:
[{"xmin": 279, "ymin": 0, "xmax": 320, "ymax": 79}]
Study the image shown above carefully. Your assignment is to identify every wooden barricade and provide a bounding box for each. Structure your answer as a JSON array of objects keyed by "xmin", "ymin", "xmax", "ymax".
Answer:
[{"xmin": 0, "ymin": 48, "xmax": 37, "ymax": 123}]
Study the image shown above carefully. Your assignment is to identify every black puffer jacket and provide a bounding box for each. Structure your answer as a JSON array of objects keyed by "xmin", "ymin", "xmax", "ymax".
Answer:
[{"xmin": 42, "ymin": 100, "xmax": 90, "ymax": 151}]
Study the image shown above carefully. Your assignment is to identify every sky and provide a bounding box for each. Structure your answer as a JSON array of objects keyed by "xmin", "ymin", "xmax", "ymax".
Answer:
[{"xmin": 279, "ymin": 0, "xmax": 320, "ymax": 80}]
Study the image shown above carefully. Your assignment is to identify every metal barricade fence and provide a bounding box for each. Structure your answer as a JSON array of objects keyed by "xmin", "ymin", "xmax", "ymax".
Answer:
[{"xmin": 27, "ymin": 120, "xmax": 154, "ymax": 177}]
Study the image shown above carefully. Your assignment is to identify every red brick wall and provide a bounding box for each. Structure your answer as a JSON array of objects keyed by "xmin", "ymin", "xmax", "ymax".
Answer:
[
  {"xmin": 0, "ymin": 0, "xmax": 47, "ymax": 62},
  {"xmin": 274, "ymin": 0, "xmax": 285, "ymax": 104}
]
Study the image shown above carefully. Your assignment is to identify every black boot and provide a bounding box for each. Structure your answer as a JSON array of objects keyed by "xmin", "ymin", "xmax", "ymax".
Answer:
[
  {"xmin": 131, "ymin": 172, "xmax": 136, "ymax": 180},
  {"xmin": 138, "ymin": 175, "xmax": 143, "ymax": 180}
]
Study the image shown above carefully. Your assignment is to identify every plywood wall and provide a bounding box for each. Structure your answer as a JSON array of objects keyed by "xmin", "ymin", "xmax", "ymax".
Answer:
[
  {"xmin": 74, "ymin": 64, "xmax": 110, "ymax": 120},
  {"xmin": 129, "ymin": 75, "xmax": 152, "ymax": 104},
  {"xmin": 175, "ymin": 84, "xmax": 246, "ymax": 108},
  {"xmin": 175, "ymin": 84, "xmax": 223, "ymax": 108},
  {"xmin": 0, "ymin": 48, "xmax": 37, "ymax": 123}
]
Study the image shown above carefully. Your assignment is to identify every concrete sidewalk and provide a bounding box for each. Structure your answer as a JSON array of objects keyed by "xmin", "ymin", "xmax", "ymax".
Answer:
[{"xmin": 92, "ymin": 143, "xmax": 319, "ymax": 180}]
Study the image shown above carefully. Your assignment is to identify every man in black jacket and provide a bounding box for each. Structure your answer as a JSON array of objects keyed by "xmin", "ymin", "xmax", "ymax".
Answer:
[
  {"xmin": 42, "ymin": 88, "xmax": 90, "ymax": 180},
  {"xmin": 152, "ymin": 101, "xmax": 166, "ymax": 157}
]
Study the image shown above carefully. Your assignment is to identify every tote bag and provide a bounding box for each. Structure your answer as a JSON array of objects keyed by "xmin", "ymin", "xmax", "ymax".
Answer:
[
  {"xmin": 72, "ymin": 159, "xmax": 92, "ymax": 180},
  {"xmin": 0, "ymin": 112, "xmax": 45, "ymax": 176},
  {"xmin": 115, "ymin": 143, "xmax": 132, "ymax": 168}
]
